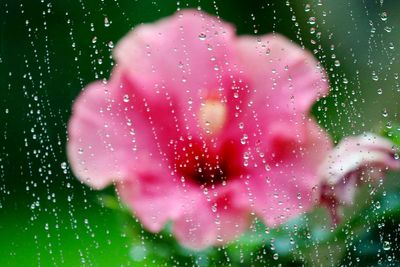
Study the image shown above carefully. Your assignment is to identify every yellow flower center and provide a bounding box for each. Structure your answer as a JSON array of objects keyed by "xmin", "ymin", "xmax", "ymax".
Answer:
[{"xmin": 199, "ymin": 100, "xmax": 227, "ymax": 135}]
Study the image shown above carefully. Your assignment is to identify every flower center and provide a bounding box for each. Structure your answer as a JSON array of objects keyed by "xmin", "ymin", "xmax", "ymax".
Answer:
[
  {"xmin": 199, "ymin": 100, "xmax": 227, "ymax": 135},
  {"xmin": 174, "ymin": 141, "xmax": 242, "ymax": 187}
]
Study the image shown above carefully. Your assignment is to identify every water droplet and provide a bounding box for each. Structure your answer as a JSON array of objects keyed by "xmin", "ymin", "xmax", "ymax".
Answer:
[
  {"xmin": 382, "ymin": 109, "xmax": 388, "ymax": 118},
  {"xmin": 198, "ymin": 33, "xmax": 207, "ymax": 41},
  {"xmin": 123, "ymin": 94, "xmax": 130, "ymax": 103},
  {"xmin": 380, "ymin": 12, "xmax": 388, "ymax": 21},
  {"xmin": 383, "ymin": 241, "xmax": 391, "ymax": 250},
  {"xmin": 104, "ymin": 17, "xmax": 111, "ymax": 27},
  {"xmin": 61, "ymin": 162, "xmax": 67, "ymax": 169},
  {"xmin": 240, "ymin": 134, "xmax": 248, "ymax": 145},
  {"xmin": 384, "ymin": 26, "xmax": 392, "ymax": 33},
  {"xmin": 211, "ymin": 205, "xmax": 217, "ymax": 213},
  {"xmin": 265, "ymin": 164, "xmax": 271, "ymax": 171}
]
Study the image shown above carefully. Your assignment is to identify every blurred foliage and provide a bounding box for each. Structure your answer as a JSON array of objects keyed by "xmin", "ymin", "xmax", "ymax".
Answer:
[
  {"xmin": 1, "ymin": 0, "xmax": 400, "ymax": 266},
  {"xmin": 97, "ymin": 184, "xmax": 400, "ymax": 266}
]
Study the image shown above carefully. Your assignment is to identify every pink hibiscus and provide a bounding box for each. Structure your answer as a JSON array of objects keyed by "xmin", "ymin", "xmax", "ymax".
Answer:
[
  {"xmin": 67, "ymin": 9, "xmax": 332, "ymax": 249},
  {"xmin": 319, "ymin": 133, "xmax": 400, "ymax": 224}
]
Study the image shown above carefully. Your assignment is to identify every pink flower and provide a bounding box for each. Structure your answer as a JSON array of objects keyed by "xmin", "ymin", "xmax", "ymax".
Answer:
[
  {"xmin": 67, "ymin": 9, "xmax": 331, "ymax": 249},
  {"xmin": 319, "ymin": 133, "xmax": 399, "ymax": 224}
]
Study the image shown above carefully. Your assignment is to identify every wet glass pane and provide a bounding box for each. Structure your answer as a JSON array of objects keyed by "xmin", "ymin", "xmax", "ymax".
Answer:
[{"xmin": 1, "ymin": 1, "xmax": 400, "ymax": 266}]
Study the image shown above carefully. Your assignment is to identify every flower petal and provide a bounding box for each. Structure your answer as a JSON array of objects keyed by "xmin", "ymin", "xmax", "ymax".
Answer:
[
  {"xmin": 173, "ymin": 180, "xmax": 250, "ymax": 250},
  {"xmin": 114, "ymin": 9, "xmax": 235, "ymax": 92},
  {"xmin": 114, "ymin": 9, "xmax": 245, "ymax": 145},
  {"xmin": 67, "ymin": 78, "xmax": 133, "ymax": 189},
  {"xmin": 245, "ymin": 120, "xmax": 332, "ymax": 226},
  {"xmin": 67, "ymin": 70, "xmax": 178, "ymax": 189},
  {"xmin": 173, "ymin": 195, "xmax": 217, "ymax": 250},
  {"xmin": 318, "ymin": 133, "xmax": 399, "ymax": 224},
  {"xmin": 235, "ymin": 34, "xmax": 328, "ymax": 115},
  {"xmin": 117, "ymin": 162, "xmax": 197, "ymax": 232},
  {"xmin": 319, "ymin": 133, "xmax": 400, "ymax": 185}
]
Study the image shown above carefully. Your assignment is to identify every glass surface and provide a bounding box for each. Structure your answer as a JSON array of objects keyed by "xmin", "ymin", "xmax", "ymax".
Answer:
[{"xmin": 1, "ymin": 1, "xmax": 400, "ymax": 266}]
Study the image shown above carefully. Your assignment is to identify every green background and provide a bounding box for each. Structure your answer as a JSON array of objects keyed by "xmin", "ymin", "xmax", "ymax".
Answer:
[{"xmin": 1, "ymin": 0, "xmax": 400, "ymax": 266}]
